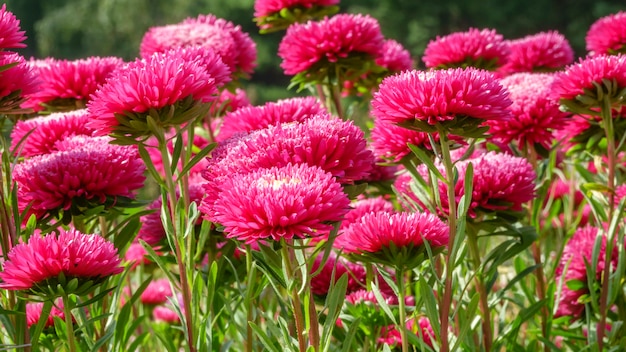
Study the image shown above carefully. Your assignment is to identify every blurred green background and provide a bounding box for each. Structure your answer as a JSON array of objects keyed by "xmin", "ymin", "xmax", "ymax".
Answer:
[{"xmin": 6, "ymin": 0, "xmax": 624, "ymax": 103}]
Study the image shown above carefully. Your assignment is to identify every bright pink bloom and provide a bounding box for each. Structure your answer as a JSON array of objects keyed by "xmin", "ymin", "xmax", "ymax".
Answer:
[
  {"xmin": 0, "ymin": 228, "xmax": 123, "ymax": 291},
  {"xmin": 372, "ymin": 68, "xmax": 512, "ymax": 126},
  {"xmin": 376, "ymin": 39, "xmax": 413, "ymax": 72},
  {"xmin": 488, "ymin": 73, "xmax": 569, "ymax": 149},
  {"xmin": 553, "ymin": 54, "xmax": 626, "ymax": 101},
  {"xmin": 346, "ymin": 288, "xmax": 398, "ymax": 306},
  {"xmin": 0, "ymin": 5, "xmax": 26, "ymax": 51},
  {"xmin": 183, "ymin": 14, "xmax": 257, "ymax": 77},
  {"xmin": 13, "ymin": 136, "xmax": 145, "ymax": 219},
  {"xmin": 363, "ymin": 159, "xmax": 398, "ymax": 183},
  {"xmin": 125, "ymin": 242, "xmax": 151, "ymax": 269},
  {"xmin": 10, "ymin": 109, "xmax": 96, "ymax": 157},
  {"xmin": 378, "ymin": 317, "xmax": 435, "ymax": 349},
  {"xmin": 144, "ymin": 126, "xmax": 213, "ymax": 178},
  {"xmin": 370, "ymin": 119, "xmax": 445, "ymax": 162},
  {"xmin": 22, "ymin": 57, "xmax": 123, "ymax": 112},
  {"xmin": 87, "ymin": 47, "xmax": 227, "ymax": 135},
  {"xmin": 422, "ymin": 28, "xmax": 509, "ymax": 70},
  {"xmin": 254, "ymin": 0, "xmax": 339, "ymax": 18},
  {"xmin": 209, "ymin": 164, "xmax": 350, "ymax": 244},
  {"xmin": 586, "ymin": 11, "xmax": 626, "ymax": 56},
  {"xmin": 310, "ymin": 252, "xmax": 366, "ymax": 296},
  {"xmin": 217, "ymin": 96, "xmax": 326, "ymax": 141},
  {"xmin": 0, "ymin": 52, "xmax": 37, "ymax": 99},
  {"xmin": 153, "ymin": 305, "xmax": 180, "ymax": 324},
  {"xmin": 210, "ymin": 88, "xmax": 251, "ymax": 116},
  {"xmin": 555, "ymin": 226, "xmax": 618, "ymax": 318},
  {"xmin": 141, "ymin": 278, "xmax": 173, "ymax": 305},
  {"xmin": 340, "ymin": 197, "xmax": 395, "ymax": 230},
  {"xmin": 278, "ymin": 14, "xmax": 384, "ymax": 75},
  {"xmin": 26, "ymin": 301, "xmax": 66, "ymax": 328},
  {"xmin": 500, "ymin": 31, "xmax": 574, "ymax": 75}
]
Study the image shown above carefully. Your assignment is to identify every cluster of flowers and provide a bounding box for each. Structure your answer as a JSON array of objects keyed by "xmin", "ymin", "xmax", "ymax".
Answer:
[{"xmin": 0, "ymin": 0, "xmax": 626, "ymax": 351}]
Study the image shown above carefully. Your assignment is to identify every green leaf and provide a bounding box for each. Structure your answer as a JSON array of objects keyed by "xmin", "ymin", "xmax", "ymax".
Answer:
[
  {"xmin": 408, "ymin": 143, "xmax": 444, "ymax": 181},
  {"xmin": 179, "ymin": 142, "xmax": 217, "ymax": 177},
  {"xmin": 249, "ymin": 321, "xmax": 282, "ymax": 352},
  {"xmin": 321, "ymin": 274, "xmax": 348, "ymax": 351},
  {"xmin": 29, "ymin": 300, "xmax": 53, "ymax": 351}
]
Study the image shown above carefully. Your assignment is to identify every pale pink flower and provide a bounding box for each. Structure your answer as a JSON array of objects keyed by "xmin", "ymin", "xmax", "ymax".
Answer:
[
  {"xmin": 422, "ymin": 28, "xmax": 509, "ymax": 70},
  {"xmin": 586, "ymin": 11, "xmax": 626, "ymax": 56}
]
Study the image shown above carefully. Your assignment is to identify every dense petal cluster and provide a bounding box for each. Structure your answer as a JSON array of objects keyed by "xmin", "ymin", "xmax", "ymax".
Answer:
[
  {"xmin": 555, "ymin": 226, "xmax": 618, "ymax": 318},
  {"xmin": 553, "ymin": 54, "xmax": 626, "ymax": 101},
  {"xmin": 13, "ymin": 136, "xmax": 145, "ymax": 218},
  {"xmin": 372, "ymin": 68, "xmax": 512, "ymax": 126},
  {"xmin": 183, "ymin": 14, "xmax": 257, "ymax": 77},
  {"xmin": 26, "ymin": 301, "xmax": 66, "ymax": 328},
  {"xmin": 87, "ymin": 47, "xmax": 227, "ymax": 135},
  {"xmin": 210, "ymin": 88, "xmax": 251, "ymax": 116},
  {"xmin": 586, "ymin": 11, "xmax": 626, "ymax": 56},
  {"xmin": 10, "ymin": 109, "xmax": 96, "ymax": 157},
  {"xmin": 376, "ymin": 39, "xmax": 413, "ymax": 72},
  {"xmin": 278, "ymin": 14, "xmax": 384, "ymax": 75},
  {"xmin": 254, "ymin": 0, "xmax": 339, "ymax": 18},
  {"xmin": 209, "ymin": 163, "xmax": 351, "ymax": 244},
  {"xmin": 422, "ymin": 28, "xmax": 509, "ymax": 70},
  {"xmin": 22, "ymin": 56, "xmax": 124, "ymax": 111},
  {"xmin": 378, "ymin": 318, "xmax": 435, "ymax": 349},
  {"xmin": 141, "ymin": 278, "xmax": 174, "ymax": 305},
  {"xmin": 338, "ymin": 211, "xmax": 449, "ymax": 255},
  {"xmin": 488, "ymin": 73, "xmax": 569, "ymax": 149},
  {"xmin": 0, "ymin": 4, "xmax": 26, "ymax": 51},
  {"xmin": 0, "ymin": 228, "xmax": 123, "ymax": 291},
  {"xmin": 340, "ymin": 197, "xmax": 396, "ymax": 230},
  {"xmin": 370, "ymin": 119, "xmax": 443, "ymax": 162},
  {"xmin": 0, "ymin": 53, "xmax": 37, "ymax": 100},
  {"xmin": 501, "ymin": 31, "xmax": 574, "ymax": 74},
  {"xmin": 310, "ymin": 253, "xmax": 366, "ymax": 296},
  {"xmin": 217, "ymin": 96, "xmax": 326, "ymax": 141}
]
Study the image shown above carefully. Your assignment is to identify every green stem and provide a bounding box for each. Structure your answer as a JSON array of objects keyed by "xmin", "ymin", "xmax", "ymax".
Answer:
[
  {"xmin": 437, "ymin": 129, "xmax": 458, "ymax": 352},
  {"xmin": 62, "ymin": 295, "xmax": 77, "ymax": 352},
  {"xmin": 245, "ymin": 245, "xmax": 254, "ymax": 352},
  {"xmin": 396, "ymin": 268, "xmax": 409, "ymax": 352},
  {"xmin": 467, "ymin": 228, "xmax": 492, "ymax": 352},
  {"xmin": 281, "ymin": 242, "xmax": 308, "ymax": 352}
]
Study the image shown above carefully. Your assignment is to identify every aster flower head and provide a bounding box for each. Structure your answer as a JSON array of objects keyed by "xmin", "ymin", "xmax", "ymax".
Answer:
[
  {"xmin": 13, "ymin": 136, "xmax": 145, "ymax": 221},
  {"xmin": 254, "ymin": 0, "xmax": 340, "ymax": 33},
  {"xmin": 278, "ymin": 14, "xmax": 385, "ymax": 87},
  {"xmin": 217, "ymin": 96, "xmax": 326, "ymax": 141},
  {"xmin": 0, "ymin": 228, "xmax": 123, "ymax": 298},
  {"xmin": 553, "ymin": 54, "xmax": 626, "ymax": 115},
  {"xmin": 22, "ymin": 56, "xmax": 124, "ymax": 112},
  {"xmin": 0, "ymin": 52, "xmax": 37, "ymax": 113},
  {"xmin": 555, "ymin": 226, "xmax": 618, "ymax": 319},
  {"xmin": 423, "ymin": 28, "xmax": 509, "ymax": 70},
  {"xmin": 340, "ymin": 196, "xmax": 396, "ymax": 230},
  {"xmin": 0, "ymin": 5, "xmax": 26, "ymax": 51},
  {"xmin": 378, "ymin": 317, "xmax": 435, "ymax": 349},
  {"xmin": 372, "ymin": 68, "xmax": 512, "ymax": 137},
  {"xmin": 10, "ymin": 109, "xmax": 96, "ymax": 158},
  {"xmin": 488, "ymin": 73, "xmax": 569, "ymax": 150},
  {"xmin": 87, "ymin": 47, "xmax": 228, "ymax": 140},
  {"xmin": 208, "ymin": 163, "xmax": 351, "ymax": 244},
  {"xmin": 310, "ymin": 252, "xmax": 366, "ymax": 296},
  {"xmin": 586, "ymin": 11, "xmax": 626, "ymax": 56},
  {"xmin": 500, "ymin": 31, "xmax": 574, "ymax": 75},
  {"xmin": 141, "ymin": 278, "xmax": 174, "ymax": 305},
  {"xmin": 338, "ymin": 211, "xmax": 449, "ymax": 269},
  {"xmin": 209, "ymin": 88, "xmax": 251, "ymax": 116},
  {"xmin": 26, "ymin": 301, "xmax": 66, "ymax": 329}
]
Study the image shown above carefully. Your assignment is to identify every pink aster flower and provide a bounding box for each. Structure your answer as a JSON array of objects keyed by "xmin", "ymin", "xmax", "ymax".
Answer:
[
  {"xmin": 254, "ymin": 0, "xmax": 339, "ymax": 19},
  {"xmin": 0, "ymin": 5, "xmax": 26, "ymax": 51},
  {"xmin": 310, "ymin": 252, "xmax": 366, "ymax": 296},
  {"xmin": 278, "ymin": 14, "xmax": 384, "ymax": 75},
  {"xmin": 22, "ymin": 56, "xmax": 124, "ymax": 112},
  {"xmin": 338, "ymin": 212, "xmax": 449, "ymax": 266},
  {"xmin": 555, "ymin": 226, "xmax": 618, "ymax": 318},
  {"xmin": 553, "ymin": 54, "xmax": 626, "ymax": 103},
  {"xmin": 87, "ymin": 47, "xmax": 228, "ymax": 137},
  {"xmin": 378, "ymin": 317, "xmax": 435, "ymax": 349},
  {"xmin": 586, "ymin": 11, "xmax": 626, "ymax": 56},
  {"xmin": 209, "ymin": 163, "xmax": 351, "ymax": 244},
  {"xmin": 209, "ymin": 88, "xmax": 251, "ymax": 116},
  {"xmin": 340, "ymin": 197, "xmax": 396, "ymax": 230},
  {"xmin": 0, "ymin": 52, "xmax": 37, "ymax": 111},
  {"xmin": 124, "ymin": 242, "xmax": 152, "ymax": 269},
  {"xmin": 370, "ymin": 119, "xmax": 450, "ymax": 162},
  {"xmin": 13, "ymin": 136, "xmax": 145, "ymax": 219},
  {"xmin": 500, "ymin": 31, "xmax": 574, "ymax": 75},
  {"xmin": 422, "ymin": 28, "xmax": 509, "ymax": 70},
  {"xmin": 10, "ymin": 109, "xmax": 96, "ymax": 157},
  {"xmin": 376, "ymin": 39, "xmax": 413, "ymax": 73},
  {"xmin": 141, "ymin": 278, "xmax": 174, "ymax": 305},
  {"xmin": 183, "ymin": 14, "xmax": 257, "ymax": 77},
  {"xmin": 0, "ymin": 228, "xmax": 123, "ymax": 295},
  {"xmin": 362, "ymin": 158, "xmax": 398, "ymax": 183},
  {"xmin": 372, "ymin": 68, "xmax": 512, "ymax": 131},
  {"xmin": 216, "ymin": 96, "xmax": 326, "ymax": 141},
  {"xmin": 488, "ymin": 73, "xmax": 569, "ymax": 149},
  {"xmin": 26, "ymin": 301, "xmax": 66, "ymax": 328},
  {"xmin": 153, "ymin": 305, "xmax": 181, "ymax": 324}
]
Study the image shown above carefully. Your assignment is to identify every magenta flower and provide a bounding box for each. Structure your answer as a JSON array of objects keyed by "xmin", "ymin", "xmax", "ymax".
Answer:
[
  {"xmin": 339, "ymin": 211, "xmax": 449, "ymax": 268},
  {"xmin": 22, "ymin": 56, "xmax": 123, "ymax": 112},
  {"xmin": 372, "ymin": 68, "xmax": 512, "ymax": 133},
  {"xmin": 310, "ymin": 252, "xmax": 366, "ymax": 296},
  {"xmin": 422, "ymin": 28, "xmax": 509, "ymax": 70},
  {"xmin": 124, "ymin": 242, "xmax": 152, "ymax": 269},
  {"xmin": 209, "ymin": 163, "xmax": 350, "ymax": 244},
  {"xmin": 254, "ymin": 0, "xmax": 339, "ymax": 18},
  {"xmin": 500, "ymin": 31, "xmax": 574, "ymax": 75},
  {"xmin": 0, "ymin": 52, "xmax": 37, "ymax": 111},
  {"xmin": 378, "ymin": 318, "xmax": 435, "ymax": 349},
  {"xmin": 488, "ymin": 73, "xmax": 569, "ymax": 149},
  {"xmin": 10, "ymin": 109, "xmax": 96, "ymax": 157},
  {"xmin": 13, "ymin": 136, "xmax": 145, "ymax": 220},
  {"xmin": 141, "ymin": 278, "xmax": 174, "ymax": 305},
  {"xmin": 0, "ymin": 4, "xmax": 26, "ymax": 51},
  {"xmin": 278, "ymin": 14, "xmax": 384, "ymax": 75},
  {"xmin": 26, "ymin": 301, "xmax": 66, "ymax": 328},
  {"xmin": 217, "ymin": 96, "xmax": 326, "ymax": 141},
  {"xmin": 586, "ymin": 11, "xmax": 626, "ymax": 56},
  {"xmin": 370, "ymin": 119, "xmax": 449, "ymax": 162},
  {"xmin": 376, "ymin": 39, "xmax": 413, "ymax": 73},
  {"xmin": 254, "ymin": 0, "xmax": 339, "ymax": 32},
  {"xmin": 340, "ymin": 197, "xmax": 396, "ymax": 230},
  {"xmin": 210, "ymin": 88, "xmax": 251, "ymax": 116},
  {"xmin": 87, "ymin": 47, "xmax": 228, "ymax": 137},
  {"xmin": 0, "ymin": 228, "xmax": 123, "ymax": 296},
  {"xmin": 555, "ymin": 226, "xmax": 618, "ymax": 318}
]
